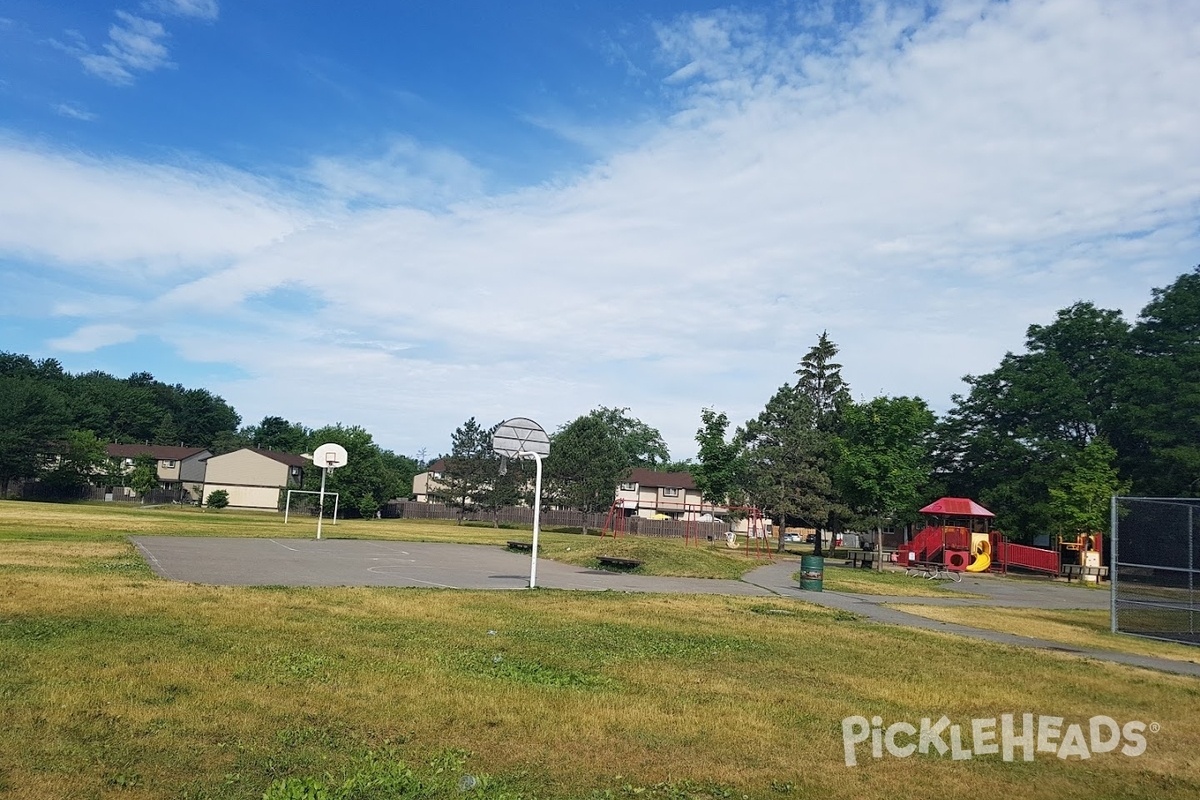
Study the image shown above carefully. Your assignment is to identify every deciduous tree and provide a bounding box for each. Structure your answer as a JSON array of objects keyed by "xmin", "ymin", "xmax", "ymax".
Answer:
[
  {"xmin": 43, "ymin": 430, "xmax": 108, "ymax": 493},
  {"xmin": 306, "ymin": 424, "xmax": 404, "ymax": 518},
  {"xmin": 1047, "ymin": 438, "xmax": 1129, "ymax": 538},
  {"xmin": 0, "ymin": 376, "xmax": 67, "ymax": 497},
  {"xmin": 693, "ymin": 408, "xmax": 744, "ymax": 506},
  {"xmin": 834, "ymin": 396, "xmax": 936, "ymax": 568},
  {"xmin": 546, "ymin": 414, "xmax": 627, "ymax": 532},
  {"xmin": 584, "ymin": 407, "xmax": 670, "ymax": 468},
  {"xmin": 128, "ymin": 454, "xmax": 161, "ymax": 501}
]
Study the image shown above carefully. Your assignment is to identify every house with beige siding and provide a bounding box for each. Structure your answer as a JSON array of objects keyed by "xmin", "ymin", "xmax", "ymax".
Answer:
[
  {"xmin": 105, "ymin": 444, "xmax": 212, "ymax": 501},
  {"xmin": 196, "ymin": 448, "xmax": 307, "ymax": 511},
  {"xmin": 411, "ymin": 458, "xmax": 448, "ymax": 502},
  {"xmin": 613, "ymin": 468, "xmax": 725, "ymax": 520}
]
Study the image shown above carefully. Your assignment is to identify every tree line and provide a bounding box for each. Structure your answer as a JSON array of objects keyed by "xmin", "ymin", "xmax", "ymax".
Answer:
[
  {"xmin": 4, "ymin": 266, "xmax": 1195, "ymax": 533},
  {"xmin": 434, "ymin": 266, "xmax": 1199, "ymax": 545},
  {"xmin": 0, "ymin": 357, "xmax": 419, "ymax": 516}
]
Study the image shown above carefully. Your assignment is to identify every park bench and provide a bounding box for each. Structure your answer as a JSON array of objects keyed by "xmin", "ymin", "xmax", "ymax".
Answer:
[
  {"xmin": 1062, "ymin": 563, "xmax": 1109, "ymax": 583},
  {"xmin": 597, "ymin": 556, "xmax": 642, "ymax": 570},
  {"xmin": 507, "ymin": 541, "xmax": 533, "ymax": 552}
]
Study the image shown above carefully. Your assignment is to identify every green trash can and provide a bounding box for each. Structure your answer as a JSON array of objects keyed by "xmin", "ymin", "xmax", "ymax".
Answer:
[{"xmin": 800, "ymin": 555, "xmax": 824, "ymax": 591}]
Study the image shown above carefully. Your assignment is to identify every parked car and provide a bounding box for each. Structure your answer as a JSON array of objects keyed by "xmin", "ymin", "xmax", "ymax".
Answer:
[
  {"xmin": 783, "ymin": 533, "xmax": 801, "ymax": 543},
  {"xmin": 805, "ymin": 533, "xmax": 818, "ymax": 544}
]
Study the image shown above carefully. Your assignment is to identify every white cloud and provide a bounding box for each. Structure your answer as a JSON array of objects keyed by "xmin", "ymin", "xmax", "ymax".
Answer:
[
  {"xmin": 144, "ymin": 0, "xmax": 219, "ymax": 21},
  {"xmin": 58, "ymin": 3, "xmax": 217, "ymax": 86},
  {"xmin": 0, "ymin": 138, "xmax": 307, "ymax": 275},
  {"xmin": 54, "ymin": 102, "xmax": 97, "ymax": 121},
  {"xmin": 7, "ymin": 0, "xmax": 1200, "ymax": 458},
  {"xmin": 77, "ymin": 12, "xmax": 172, "ymax": 85},
  {"xmin": 48, "ymin": 323, "xmax": 138, "ymax": 352}
]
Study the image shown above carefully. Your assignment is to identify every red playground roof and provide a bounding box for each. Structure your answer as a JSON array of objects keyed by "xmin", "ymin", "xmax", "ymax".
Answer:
[{"xmin": 919, "ymin": 497, "xmax": 995, "ymax": 518}]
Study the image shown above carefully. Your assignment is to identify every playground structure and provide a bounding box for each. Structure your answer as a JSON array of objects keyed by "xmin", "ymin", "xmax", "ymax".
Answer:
[
  {"xmin": 601, "ymin": 497, "xmax": 627, "ymax": 537},
  {"xmin": 896, "ymin": 497, "xmax": 1081, "ymax": 576}
]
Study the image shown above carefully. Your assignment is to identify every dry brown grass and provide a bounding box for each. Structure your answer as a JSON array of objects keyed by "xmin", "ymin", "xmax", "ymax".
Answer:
[{"xmin": 889, "ymin": 603, "xmax": 1200, "ymax": 664}]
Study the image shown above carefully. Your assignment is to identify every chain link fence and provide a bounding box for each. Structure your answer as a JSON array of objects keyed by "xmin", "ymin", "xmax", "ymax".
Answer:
[{"xmin": 1112, "ymin": 496, "xmax": 1200, "ymax": 645}]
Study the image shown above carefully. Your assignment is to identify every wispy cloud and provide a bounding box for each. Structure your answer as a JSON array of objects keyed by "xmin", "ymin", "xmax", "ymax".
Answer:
[
  {"xmin": 48, "ymin": 323, "xmax": 138, "ymax": 352},
  {"xmin": 306, "ymin": 139, "xmax": 487, "ymax": 210},
  {"xmin": 143, "ymin": 0, "xmax": 219, "ymax": 21},
  {"xmin": 59, "ymin": 11, "xmax": 172, "ymax": 85},
  {"xmin": 56, "ymin": 3, "xmax": 217, "ymax": 86},
  {"xmin": 54, "ymin": 102, "xmax": 97, "ymax": 121},
  {"xmin": 0, "ymin": 138, "xmax": 306, "ymax": 274},
  {"xmin": 7, "ymin": 0, "xmax": 1200, "ymax": 457}
]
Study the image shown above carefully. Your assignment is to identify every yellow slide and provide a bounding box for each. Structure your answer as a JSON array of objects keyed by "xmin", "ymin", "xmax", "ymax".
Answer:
[{"xmin": 967, "ymin": 540, "xmax": 991, "ymax": 572}]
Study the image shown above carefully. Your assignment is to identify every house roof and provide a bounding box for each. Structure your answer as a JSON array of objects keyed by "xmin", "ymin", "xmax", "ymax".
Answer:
[
  {"xmin": 242, "ymin": 448, "xmax": 310, "ymax": 468},
  {"xmin": 427, "ymin": 458, "xmax": 448, "ymax": 473},
  {"xmin": 919, "ymin": 497, "xmax": 995, "ymax": 518},
  {"xmin": 626, "ymin": 468, "xmax": 696, "ymax": 490},
  {"xmin": 106, "ymin": 444, "xmax": 209, "ymax": 461}
]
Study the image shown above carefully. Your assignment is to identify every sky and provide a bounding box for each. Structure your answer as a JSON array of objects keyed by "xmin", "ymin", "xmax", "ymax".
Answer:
[{"xmin": 1, "ymin": 0, "xmax": 1198, "ymax": 461}]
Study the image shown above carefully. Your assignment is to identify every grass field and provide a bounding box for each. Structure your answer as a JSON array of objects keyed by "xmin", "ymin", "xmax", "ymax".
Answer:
[
  {"xmin": 815, "ymin": 565, "xmax": 985, "ymax": 598},
  {"xmin": 2, "ymin": 500, "xmax": 1199, "ymax": 799},
  {"xmin": 889, "ymin": 604, "xmax": 1200, "ymax": 664}
]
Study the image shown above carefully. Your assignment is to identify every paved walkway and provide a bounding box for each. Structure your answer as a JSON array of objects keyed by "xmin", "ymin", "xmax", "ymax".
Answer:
[{"xmin": 131, "ymin": 537, "xmax": 1200, "ymax": 678}]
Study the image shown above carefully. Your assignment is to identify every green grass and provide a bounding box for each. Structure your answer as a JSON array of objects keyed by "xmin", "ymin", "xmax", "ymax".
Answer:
[
  {"xmin": 801, "ymin": 564, "xmax": 985, "ymax": 597},
  {"xmin": 2, "ymin": 500, "xmax": 1200, "ymax": 799},
  {"xmin": 532, "ymin": 533, "xmax": 763, "ymax": 580}
]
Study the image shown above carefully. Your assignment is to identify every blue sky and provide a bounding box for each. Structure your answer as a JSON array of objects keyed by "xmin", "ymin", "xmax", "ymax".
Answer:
[{"xmin": 2, "ymin": 0, "xmax": 1198, "ymax": 460}]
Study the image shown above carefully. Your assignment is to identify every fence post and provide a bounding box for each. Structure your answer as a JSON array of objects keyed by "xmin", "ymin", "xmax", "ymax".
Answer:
[{"xmin": 1110, "ymin": 494, "xmax": 1118, "ymax": 634}]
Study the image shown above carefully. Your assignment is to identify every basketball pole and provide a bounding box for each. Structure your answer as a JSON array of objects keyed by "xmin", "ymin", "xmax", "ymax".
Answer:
[
  {"xmin": 521, "ymin": 449, "xmax": 544, "ymax": 589},
  {"xmin": 316, "ymin": 465, "xmax": 328, "ymax": 540}
]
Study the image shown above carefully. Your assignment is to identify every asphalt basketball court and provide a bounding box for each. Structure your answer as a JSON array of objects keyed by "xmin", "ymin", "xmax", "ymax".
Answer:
[{"xmin": 129, "ymin": 536, "xmax": 773, "ymax": 595}]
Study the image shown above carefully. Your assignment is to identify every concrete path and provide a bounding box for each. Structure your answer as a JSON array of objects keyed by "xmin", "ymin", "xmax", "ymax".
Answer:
[{"xmin": 130, "ymin": 537, "xmax": 1200, "ymax": 678}]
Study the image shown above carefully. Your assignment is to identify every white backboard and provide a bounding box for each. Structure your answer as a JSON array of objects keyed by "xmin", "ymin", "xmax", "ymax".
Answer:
[
  {"xmin": 492, "ymin": 417, "xmax": 550, "ymax": 459},
  {"xmin": 312, "ymin": 442, "xmax": 349, "ymax": 469}
]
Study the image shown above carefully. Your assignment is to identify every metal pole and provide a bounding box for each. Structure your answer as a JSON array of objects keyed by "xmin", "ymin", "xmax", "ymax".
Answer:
[
  {"xmin": 332, "ymin": 492, "xmax": 339, "ymax": 526},
  {"xmin": 522, "ymin": 450, "xmax": 543, "ymax": 589},
  {"xmin": 1180, "ymin": 506, "xmax": 1190, "ymax": 638},
  {"xmin": 284, "ymin": 490, "xmax": 291, "ymax": 524},
  {"xmin": 317, "ymin": 466, "xmax": 327, "ymax": 540},
  {"xmin": 1110, "ymin": 494, "xmax": 1118, "ymax": 634}
]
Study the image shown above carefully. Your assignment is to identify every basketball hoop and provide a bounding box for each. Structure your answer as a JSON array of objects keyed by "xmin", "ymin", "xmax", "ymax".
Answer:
[
  {"xmin": 492, "ymin": 418, "xmax": 550, "ymax": 588},
  {"xmin": 308, "ymin": 442, "xmax": 348, "ymax": 540}
]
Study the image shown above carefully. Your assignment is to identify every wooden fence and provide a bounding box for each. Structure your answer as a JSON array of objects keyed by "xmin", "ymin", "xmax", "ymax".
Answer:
[{"xmin": 383, "ymin": 501, "xmax": 732, "ymax": 539}]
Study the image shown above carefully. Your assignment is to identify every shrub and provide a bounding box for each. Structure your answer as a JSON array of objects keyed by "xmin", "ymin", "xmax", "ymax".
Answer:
[{"xmin": 206, "ymin": 489, "xmax": 230, "ymax": 510}]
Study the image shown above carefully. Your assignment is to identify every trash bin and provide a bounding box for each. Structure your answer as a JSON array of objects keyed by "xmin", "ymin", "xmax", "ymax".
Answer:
[{"xmin": 800, "ymin": 555, "xmax": 824, "ymax": 591}]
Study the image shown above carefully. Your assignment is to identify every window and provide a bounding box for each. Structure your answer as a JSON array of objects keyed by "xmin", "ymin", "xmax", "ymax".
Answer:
[
  {"xmin": 619, "ymin": 482, "xmax": 636, "ymax": 492},
  {"xmin": 124, "ymin": 458, "xmax": 134, "ymax": 466},
  {"xmin": 164, "ymin": 460, "xmax": 176, "ymax": 468},
  {"xmin": 663, "ymin": 488, "xmax": 681, "ymax": 498}
]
